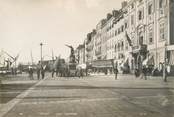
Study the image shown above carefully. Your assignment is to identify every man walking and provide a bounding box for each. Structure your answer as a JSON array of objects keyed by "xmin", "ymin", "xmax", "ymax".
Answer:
[
  {"xmin": 28, "ymin": 66, "xmax": 34, "ymax": 80},
  {"xmin": 36, "ymin": 65, "xmax": 41, "ymax": 80},
  {"xmin": 41, "ymin": 66, "xmax": 45, "ymax": 79},
  {"xmin": 114, "ymin": 66, "xmax": 118, "ymax": 80},
  {"xmin": 142, "ymin": 66, "xmax": 147, "ymax": 80}
]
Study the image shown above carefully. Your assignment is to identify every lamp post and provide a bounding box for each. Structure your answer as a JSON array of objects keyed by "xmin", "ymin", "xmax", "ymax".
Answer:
[
  {"xmin": 40, "ymin": 43, "xmax": 43, "ymax": 67},
  {"xmin": 163, "ymin": 42, "xmax": 167, "ymax": 82}
]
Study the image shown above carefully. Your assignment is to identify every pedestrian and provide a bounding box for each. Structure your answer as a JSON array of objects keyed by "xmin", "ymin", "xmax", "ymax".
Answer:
[
  {"xmin": 51, "ymin": 68, "xmax": 54, "ymax": 78},
  {"xmin": 28, "ymin": 66, "xmax": 34, "ymax": 80},
  {"xmin": 78, "ymin": 68, "xmax": 82, "ymax": 78},
  {"xmin": 36, "ymin": 65, "xmax": 41, "ymax": 80},
  {"xmin": 56, "ymin": 69, "xmax": 59, "ymax": 77},
  {"xmin": 52, "ymin": 68, "xmax": 57, "ymax": 78},
  {"xmin": 28, "ymin": 67, "xmax": 31, "ymax": 79},
  {"xmin": 135, "ymin": 68, "xmax": 140, "ymax": 78},
  {"xmin": 142, "ymin": 66, "xmax": 147, "ymax": 80},
  {"xmin": 167, "ymin": 65, "xmax": 171, "ymax": 75},
  {"xmin": 41, "ymin": 66, "xmax": 45, "ymax": 79},
  {"xmin": 80, "ymin": 69, "xmax": 83, "ymax": 78},
  {"xmin": 114, "ymin": 67, "xmax": 118, "ymax": 80}
]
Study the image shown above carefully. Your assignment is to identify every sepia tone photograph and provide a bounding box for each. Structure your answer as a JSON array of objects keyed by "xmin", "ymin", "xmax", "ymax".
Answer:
[{"xmin": 0, "ymin": 0, "xmax": 174, "ymax": 116}]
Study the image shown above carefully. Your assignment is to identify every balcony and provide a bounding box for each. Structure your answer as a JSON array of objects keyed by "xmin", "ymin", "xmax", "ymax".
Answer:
[{"xmin": 95, "ymin": 50, "xmax": 101, "ymax": 56}]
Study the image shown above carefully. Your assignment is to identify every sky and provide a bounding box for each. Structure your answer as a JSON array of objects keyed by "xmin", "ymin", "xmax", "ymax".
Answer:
[{"xmin": 0, "ymin": 0, "xmax": 122, "ymax": 63}]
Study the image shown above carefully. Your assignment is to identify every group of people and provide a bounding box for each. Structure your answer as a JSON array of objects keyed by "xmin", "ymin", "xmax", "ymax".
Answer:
[
  {"xmin": 28, "ymin": 65, "xmax": 46, "ymax": 80},
  {"xmin": 51, "ymin": 68, "xmax": 58, "ymax": 78},
  {"xmin": 113, "ymin": 65, "xmax": 150, "ymax": 80},
  {"xmin": 134, "ymin": 66, "xmax": 147, "ymax": 80}
]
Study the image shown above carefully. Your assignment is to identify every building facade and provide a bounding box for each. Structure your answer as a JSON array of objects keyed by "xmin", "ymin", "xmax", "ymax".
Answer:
[
  {"xmin": 75, "ymin": 44, "xmax": 85, "ymax": 64},
  {"xmin": 85, "ymin": 31, "xmax": 96, "ymax": 65},
  {"xmin": 78, "ymin": 0, "xmax": 174, "ymax": 74}
]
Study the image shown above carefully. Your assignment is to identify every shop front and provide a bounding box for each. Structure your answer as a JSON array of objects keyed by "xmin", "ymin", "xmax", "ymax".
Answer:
[
  {"xmin": 168, "ymin": 46, "xmax": 174, "ymax": 75},
  {"xmin": 131, "ymin": 44, "xmax": 148, "ymax": 72},
  {"xmin": 91, "ymin": 59, "xmax": 113, "ymax": 74}
]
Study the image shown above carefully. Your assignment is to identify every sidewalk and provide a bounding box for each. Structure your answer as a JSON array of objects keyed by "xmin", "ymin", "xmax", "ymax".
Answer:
[
  {"xmin": 89, "ymin": 73, "xmax": 174, "ymax": 87},
  {"xmin": 90, "ymin": 73, "xmax": 174, "ymax": 80}
]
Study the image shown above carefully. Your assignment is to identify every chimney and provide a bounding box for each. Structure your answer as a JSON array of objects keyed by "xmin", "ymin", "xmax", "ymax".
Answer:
[
  {"xmin": 107, "ymin": 13, "xmax": 112, "ymax": 20},
  {"xmin": 112, "ymin": 10, "xmax": 120, "ymax": 17},
  {"xmin": 121, "ymin": 1, "xmax": 128, "ymax": 8}
]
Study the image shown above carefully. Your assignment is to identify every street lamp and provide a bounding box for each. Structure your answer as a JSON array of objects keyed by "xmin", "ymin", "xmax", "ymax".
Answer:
[
  {"xmin": 163, "ymin": 42, "xmax": 167, "ymax": 82},
  {"xmin": 40, "ymin": 43, "xmax": 43, "ymax": 67}
]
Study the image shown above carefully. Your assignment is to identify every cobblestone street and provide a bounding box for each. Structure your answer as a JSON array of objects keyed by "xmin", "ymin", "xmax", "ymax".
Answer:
[{"xmin": 0, "ymin": 74, "xmax": 174, "ymax": 117}]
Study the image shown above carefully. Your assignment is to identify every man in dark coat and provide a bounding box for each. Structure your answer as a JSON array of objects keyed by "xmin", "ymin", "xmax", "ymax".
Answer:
[
  {"xmin": 28, "ymin": 67, "xmax": 34, "ymax": 80},
  {"xmin": 41, "ymin": 66, "xmax": 45, "ymax": 79},
  {"xmin": 114, "ymin": 67, "xmax": 118, "ymax": 80},
  {"xmin": 142, "ymin": 66, "xmax": 147, "ymax": 80},
  {"xmin": 36, "ymin": 65, "xmax": 41, "ymax": 80}
]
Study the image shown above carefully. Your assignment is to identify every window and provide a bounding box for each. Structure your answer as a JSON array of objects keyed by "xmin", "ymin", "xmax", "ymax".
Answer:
[
  {"xmin": 159, "ymin": 0, "xmax": 163, "ymax": 8},
  {"xmin": 121, "ymin": 25, "xmax": 124, "ymax": 32},
  {"xmin": 148, "ymin": 4, "xmax": 153, "ymax": 15},
  {"xmin": 125, "ymin": 22, "xmax": 128, "ymax": 29},
  {"xmin": 139, "ymin": 36, "xmax": 144, "ymax": 45},
  {"xmin": 139, "ymin": 32, "xmax": 144, "ymax": 45},
  {"xmin": 131, "ymin": 3, "xmax": 134, "ymax": 9},
  {"xmin": 159, "ymin": 22, "xmax": 165, "ymax": 40},
  {"xmin": 112, "ymin": 31, "xmax": 114, "ymax": 37},
  {"xmin": 148, "ymin": 27, "xmax": 153, "ymax": 44},
  {"xmin": 121, "ymin": 41, "xmax": 124, "ymax": 50},
  {"xmin": 115, "ymin": 30, "xmax": 117, "ymax": 36},
  {"xmin": 112, "ymin": 24, "xmax": 114, "ymax": 28},
  {"xmin": 131, "ymin": 15, "xmax": 134, "ymax": 25},
  {"xmin": 118, "ymin": 43, "xmax": 120, "ymax": 51},
  {"xmin": 138, "ymin": 10, "xmax": 143, "ymax": 20},
  {"xmin": 125, "ymin": 42, "xmax": 128, "ymax": 50},
  {"xmin": 118, "ymin": 28, "xmax": 121, "ymax": 34}
]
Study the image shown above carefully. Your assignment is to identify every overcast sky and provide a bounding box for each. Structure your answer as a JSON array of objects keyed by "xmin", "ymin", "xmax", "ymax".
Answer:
[{"xmin": 0, "ymin": 0, "xmax": 122, "ymax": 63}]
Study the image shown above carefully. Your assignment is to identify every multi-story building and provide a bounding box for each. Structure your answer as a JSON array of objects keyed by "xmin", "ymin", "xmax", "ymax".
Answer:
[
  {"xmin": 94, "ymin": 20, "xmax": 105, "ymax": 60},
  {"xmin": 122, "ymin": 0, "xmax": 174, "ymax": 73},
  {"xmin": 82, "ymin": 0, "xmax": 174, "ymax": 74},
  {"xmin": 85, "ymin": 30, "xmax": 96, "ymax": 65},
  {"xmin": 75, "ymin": 44, "xmax": 85, "ymax": 64}
]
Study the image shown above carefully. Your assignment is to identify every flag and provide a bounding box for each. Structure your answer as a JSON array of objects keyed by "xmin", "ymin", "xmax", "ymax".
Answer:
[{"xmin": 125, "ymin": 32, "xmax": 133, "ymax": 46}]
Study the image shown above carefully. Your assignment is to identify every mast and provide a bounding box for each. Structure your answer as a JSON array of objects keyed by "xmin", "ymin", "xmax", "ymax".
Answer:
[{"xmin": 30, "ymin": 50, "xmax": 34, "ymax": 65}]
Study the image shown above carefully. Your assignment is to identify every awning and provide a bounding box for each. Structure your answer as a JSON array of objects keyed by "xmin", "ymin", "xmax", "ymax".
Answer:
[
  {"xmin": 91, "ymin": 60, "xmax": 113, "ymax": 68},
  {"xmin": 77, "ymin": 64, "xmax": 87, "ymax": 69},
  {"xmin": 167, "ymin": 45, "xmax": 174, "ymax": 51}
]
